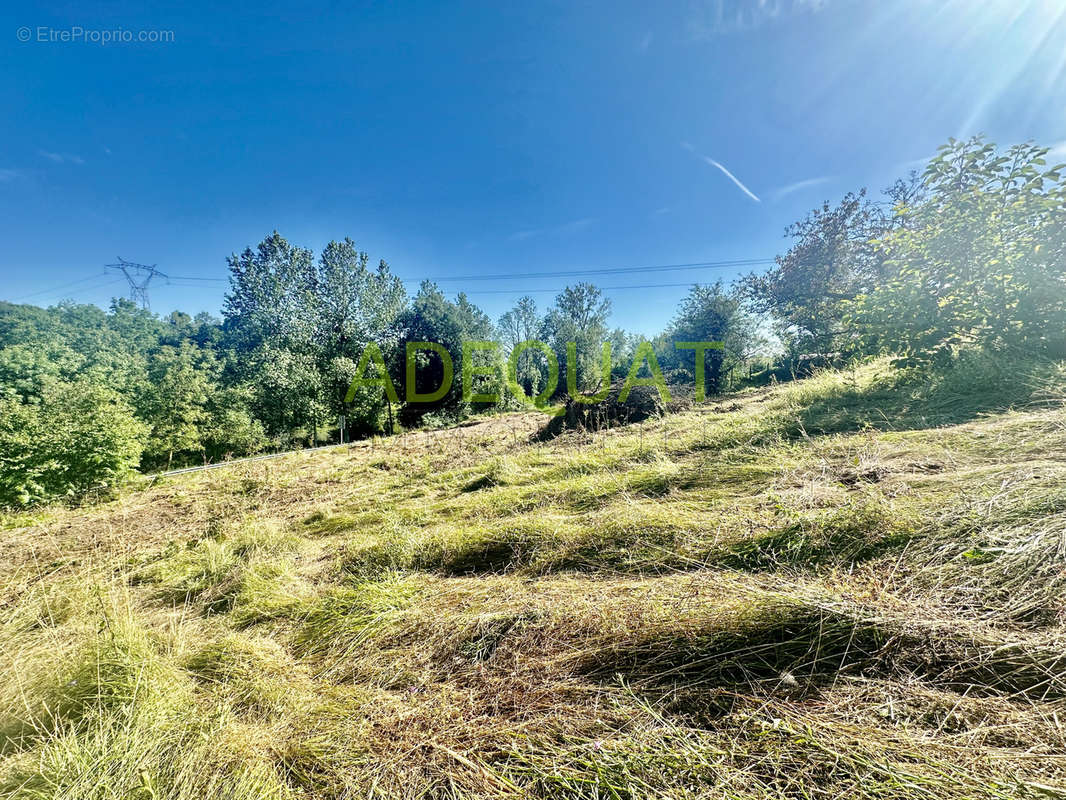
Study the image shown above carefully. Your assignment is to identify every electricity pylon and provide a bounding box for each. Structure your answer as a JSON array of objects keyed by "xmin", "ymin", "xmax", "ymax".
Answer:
[{"xmin": 106, "ymin": 258, "xmax": 167, "ymax": 310}]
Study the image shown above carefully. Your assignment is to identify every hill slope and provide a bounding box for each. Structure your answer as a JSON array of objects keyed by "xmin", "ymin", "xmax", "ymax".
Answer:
[{"xmin": 2, "ymin": 357, "xmax": 1066, "ymax": 799}]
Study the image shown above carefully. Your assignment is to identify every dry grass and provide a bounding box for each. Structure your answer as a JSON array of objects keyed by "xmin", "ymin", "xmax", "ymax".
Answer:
[{"xmin": 2, "ymin": 357, "xmax": 1066, "ymax": 798}]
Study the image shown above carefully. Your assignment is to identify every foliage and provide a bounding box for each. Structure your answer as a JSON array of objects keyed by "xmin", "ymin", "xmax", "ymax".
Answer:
[
  {"xmin": 393, "ymin": 282, "xmax": 500, "ymax": 427},
  {"xmin": 4, "ymin": 133, "xmax": 1064, "ymax": 506},
  {"xmin": 742, "ymin": 137, "xmax": 1066, "ymax": 365},
  {"xmin": 223, "ymin": 233, "xmax": 408, "ymax": 442},
  {"xmin": 3, "ymin": 359, "xmax": 1066, "ymax": 797},
  {"xmin": 497, "ymin": 296, "xmax": 545, "ymax": 398},
  {"xmin": 140, "ymin": 342, "xmax": 217, "ymax": 469},
  {"xmin": 742, "ymin": 191, "xmax": 889, "ymax": 356},
  {"xmin": 313, "ymin": 238, "xmax": 407, "ymax": 436},
  {"xmin": 657, "ymin": 281, "xmax": 761, "ymax": 396},
  {"xmin": 0, "ymin": 381, "xmax": 147, "ymax": 506},
  {"xmin": 540, "ymin": 283, "xmax": 612, "ymax": 395},
  {"xmin": 848, "ymin": 138, "xmax": 1066, "ymax": 362}
]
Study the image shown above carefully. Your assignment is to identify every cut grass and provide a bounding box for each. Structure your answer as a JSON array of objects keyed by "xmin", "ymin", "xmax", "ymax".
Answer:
[{"xmin": 0, "ymin": 356, "xmax": 1065, "ymax": 798}]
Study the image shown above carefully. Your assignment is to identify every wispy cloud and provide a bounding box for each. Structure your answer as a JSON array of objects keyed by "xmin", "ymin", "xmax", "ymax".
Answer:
[
  {"xmin": 38, "ymin": 150, "xmax": 84, "ymax": 165},
  {"xmin": 637, "ymin": 30, "xmax": 653, "ymax": 52},
  {"xmin": 1049, "ymin": 140, "xmax": 1066, "ymax": 161},
  {"xmin": 683, "ymin": 141, "xmax": 760, "ymax": 203},
  {"xmin": 510, "ymin": 218, "xmax": 596, "ymax": 241},
  {"xmin": 895, "ymin": 154, "xmax": 934, "ymax": 173},
  {"xmin": 653, "ymin": 206, "xmax": 671, "ymax": 216},
  {"xmin": 705, "ymin": 157, "xmax": 761, "ymax": 202},
  {"xmin": 558, "ymin": 217, "xmax": 594, "ymax": 234},
  {"xmin": 770, "ymin": 175, "xmax": 832, "ymax": 202},
  {"xmin": 687, "ymin": 0, "xmax": 830, "ymax": 38},
  {"xmin": 0, "ymin": 168, "xmax": 23, "ymax": 182}
]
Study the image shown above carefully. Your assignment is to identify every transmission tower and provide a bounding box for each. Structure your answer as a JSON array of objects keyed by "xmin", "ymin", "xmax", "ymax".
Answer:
[{"xmin": 105, "ymin": 258, "xmax": 167, "ymax": 310}]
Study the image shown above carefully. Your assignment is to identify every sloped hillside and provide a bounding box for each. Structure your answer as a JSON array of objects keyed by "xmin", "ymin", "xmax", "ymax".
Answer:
[{"xmin": 2, "ymin": 356, "xmax": 1066, "ymax": 800}]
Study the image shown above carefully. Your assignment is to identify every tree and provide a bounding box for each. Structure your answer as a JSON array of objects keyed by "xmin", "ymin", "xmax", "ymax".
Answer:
[
  {"xmin": 222, "ymin": 232, "xmax": 320, "ymax": 440},
  {"xmin": 497, "ymin": 296, "xmax": 545, "ymax": 397},
  {"xmin": 661, "ymin": 282, "xmax": 759, "ymax": 397},
  {"xmin": 0, "ymin": 397, "xmax": 41, "ymax": 506},
  {"xmin": 313, "ymin": 239, "xmax": 407, "ymax": 437},
  {"xmin": 223, "ymin": 233, "xmax": 409, "ymax": 442},
  {"xmin": 140, "ymin": 342, "xmax": 217, "ymax": 469},
  {"xmin": 742, "ymin": 191, "xmax": 888, "ymax": 357},
  {"xmin": 0, "ymin": 341, "xmax": 84, "ymax": 402},
  {"xmin": 541, "ymin": 283, "xmax": 612, "ymax": 395},
  {"xmin": 394, "ymin": 283, "xmax": 498, "ymax": 426},
  {"xmin": 0, "ymin": 381, "xmax": 148, "ymax": 507},
  {"xmin": 202, "ymin": 385, "xmax": 268, "ymax": 463},
  {"xmin": 848, "ymin": 137, "xmax": 1066, "ymax": 361}
]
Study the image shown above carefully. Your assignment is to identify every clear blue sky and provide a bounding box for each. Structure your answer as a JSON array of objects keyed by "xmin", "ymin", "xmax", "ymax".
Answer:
[{"xmin": 3, "ymin": 0, "xmax": 1064, "ymax": 335}]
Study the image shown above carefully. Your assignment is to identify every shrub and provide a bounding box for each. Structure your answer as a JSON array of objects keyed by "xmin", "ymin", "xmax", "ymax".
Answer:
[{"xmin": 0, "ymin": 381, "xmax": 147, "ymax": 507}]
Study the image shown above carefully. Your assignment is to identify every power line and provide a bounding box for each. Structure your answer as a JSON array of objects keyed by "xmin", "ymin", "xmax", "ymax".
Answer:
[
  {"xmin": 9, "ymin": 256, "xmax": 776, "ymax": 305},
  {"xmin": 8, "ymin": 271, "xmax": 110, "ymax": 302},
  {"xmin": 420, "ymin": 258, "xmax": 774, "ymax": 282},
  {"xmin": 162, "ymin": 257, "xmax": 775, "ymax": 287},
  {"xmin": 458, "ymin": 280, "xmax": 742, "ymax": 295},
  {"xmin": 151, "ymin": 276, "xmax": 751, "ymax": 297}
]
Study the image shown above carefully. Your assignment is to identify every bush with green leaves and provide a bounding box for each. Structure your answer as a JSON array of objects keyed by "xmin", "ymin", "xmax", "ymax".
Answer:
[
  {"xmin": 0, "ymin": 381, "xmax": 147, "ymax": 507},
  {"xmin": 849, "ymin": 138, "xmax": 1066, "ymax": 362}
]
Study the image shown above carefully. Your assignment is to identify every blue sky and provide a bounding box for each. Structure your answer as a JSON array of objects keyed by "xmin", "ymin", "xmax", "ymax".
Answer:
[{"xmin": 3, "ymin": 0, "xmax": 1065, "ymax": 335}]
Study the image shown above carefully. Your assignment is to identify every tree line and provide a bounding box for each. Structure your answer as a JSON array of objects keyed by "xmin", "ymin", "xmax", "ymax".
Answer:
[{"xmin": 1, "ymin": 136, "xmax": 1062, "ymax": 507}]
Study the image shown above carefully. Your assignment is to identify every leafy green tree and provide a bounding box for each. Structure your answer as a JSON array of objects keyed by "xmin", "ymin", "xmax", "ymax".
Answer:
[
  {"xmin": 659, "ymin": 282, "xmax": 759, "ymax": 397},
  {"xmin": 541, "ymin": 283, "xmax": 612, "ymax": 395},
  {"xmin": 849, "ymin": 137, "xmax": 1066, "ymax": 361},
  {"xmin": 0, "ymin": 341, "xmax": 84, "ymax": 402},
  {"xmin": 394, "ymin": 283, "xmax": 498, "ymax": 426},
  {"xmin": 607, "ymin": 327, "xmax": 639, "ymax": 380},
  {"xmin": 0, "ymin": 381, "xmax": 148, "ymax": 507},
  {"xmin": 202, "ymin": 385, "xmax": 268, "ymax": 462},
  {"xmin": 40, "ymin": 381, "xmax": 148, "ymax": 498},
  {"xmin": 742, "ymin": 192, "xmax": 888, "ymax": 357},
  {"xmin": 0, "ymin": 397, "xmax": 41, "ymax": 506},
  {"xmin": 140, "ymin": 342, "xmax": 217, "ymax": 469},
  {"xmin": 498, "ymin": 296, "xmax": 546, "ymax": 397},
  {"xmin": 313, "ymin": 239, "xmax": 407, "ymax": 437},
  {"xmin": 223, "ymin": 232, "xmax": 410, "ymax": 442},
  {"xmin": 223, "ymin": 232, "xmax": 320, "ymax": 440}
]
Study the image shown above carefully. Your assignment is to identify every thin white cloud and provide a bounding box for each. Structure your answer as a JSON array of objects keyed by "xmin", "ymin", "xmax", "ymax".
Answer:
[
  {"xmin": 38, "ymin": 150, "xmax": 84, "ymax": 165},
  {"xmin": 0, "ymin": 168, "xmax": 23, "ymax": 182},
  {"xmin": 684, "ymin": 142, "xmax": 760, "ymax": 203},
  {"xmin": 687, "ymin": 0, "xmax": 830, "ymax": 38},
  {"xmin": 558, "ymin": 217, "xmax": 594, "ymax": 234},
  {"xmin": 896, "ymin": 154, "xmax": 934, "ymax": 173},
  {"xmin": 510, "ymin": 218, "xmax": 595, "ymax": 241},
  {"xmin": 1049, "ymin": 140, "xmax": 1066, "ymax": 161},
  {"xmin": 637, "ymin": 31, "xmax": 653, "ymax": 52},
  {"xmin": 653, "ymin": 206, "xmax": 671, "ymax": 215},
  {"xmin": 770, "ymin": 175, "xmax": 832, "ymax": 202},
  {"xmin": 703, "ymin": 156, "xmax": 760, "ymax": 202}
]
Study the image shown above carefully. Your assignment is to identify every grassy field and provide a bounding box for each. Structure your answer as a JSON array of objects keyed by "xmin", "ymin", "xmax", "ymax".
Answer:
[{"xmin": 2, "ymin": 355, "xmax": 1066, "ymax": 799}]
